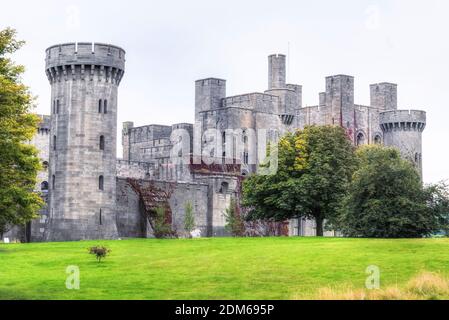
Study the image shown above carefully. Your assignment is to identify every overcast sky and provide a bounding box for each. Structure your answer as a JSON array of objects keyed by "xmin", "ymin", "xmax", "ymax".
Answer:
[{"xmin": 1, "ymin": 0, "xmax": 448, "ymax": 183}]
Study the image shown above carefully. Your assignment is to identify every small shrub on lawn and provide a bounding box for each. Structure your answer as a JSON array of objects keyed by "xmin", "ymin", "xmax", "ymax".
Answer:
[{"xmin": 88, "ymin": 246, "xmax": 111, "ymax": 262}]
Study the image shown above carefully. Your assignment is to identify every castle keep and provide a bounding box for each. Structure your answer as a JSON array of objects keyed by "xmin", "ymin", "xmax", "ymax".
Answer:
[{"xmin": 6, "ymin": 44, "xmax": 427, "ymax": 242}]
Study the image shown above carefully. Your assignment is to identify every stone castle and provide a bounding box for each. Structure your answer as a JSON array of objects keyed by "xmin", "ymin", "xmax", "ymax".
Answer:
[{"xmin": 5, "ymin": 43, "xmax": 427, "ymax": 242}]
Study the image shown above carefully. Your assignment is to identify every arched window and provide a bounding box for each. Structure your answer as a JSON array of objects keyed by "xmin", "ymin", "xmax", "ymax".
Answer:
[
  {"xmin": 219, "ymin": 181, "xmax": 229, "ymax": 194},
  {"xmin": 103, "ymin": 100, "xmax": 108, "ymax": 114},
  {"xmin": 52, "ymin": 175, "xmax": 55, "ymax": 189},
  {"xmin": 243, "ymin": 152, "xmax": 249, "ymax": 165},
  {"xmin": 99, "ymin": 175, "xmax": 104, "ymax": 190},
  {"xmin": 42, "ymin": 161, "xmax": 49, "ymax": 170},
  {"xmin": 99, "ymin": 135, "xmax": 105, "ymax": 150},
  {"xmin": 98, "ymin": 99, "xmax": 102, "ymax": 113},
  {"xmin": 374, "ymin": 135, "xmax": 382, "ymax": 144},
  {"xmin": 356, "ymin": 132, "xmax": 366, "ymax": 146},
  {"xmin": 41, "ymin": 181, "xmax": 49, "ymax": 191},
  {"xmin": 53, "ymin": 135, "xmax": 56, "ymax": 150}
]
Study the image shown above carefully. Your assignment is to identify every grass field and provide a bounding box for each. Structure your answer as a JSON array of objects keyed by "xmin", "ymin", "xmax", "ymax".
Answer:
[{"xmin": 1, "ymin": 237, "xmax": 449, "ymax": 300}]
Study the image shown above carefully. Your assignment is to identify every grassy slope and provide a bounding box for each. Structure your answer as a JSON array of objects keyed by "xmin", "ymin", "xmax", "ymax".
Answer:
[{"xmin": 0, "ymin": 237, "xmax": 449, "ymax": 300}]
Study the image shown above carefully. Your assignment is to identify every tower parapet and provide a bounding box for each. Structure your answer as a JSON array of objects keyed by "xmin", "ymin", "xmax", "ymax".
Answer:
[
  {"xmin": 380, "ymin": 110, "xmax": 426, "ymax": 178},
  {"xmin": 45, "ymin": 43, "xmax": 125, "ymax": 84},
  {"xmin": 45, "ymin": 42, "xmax": 125, "ymax": 241}
]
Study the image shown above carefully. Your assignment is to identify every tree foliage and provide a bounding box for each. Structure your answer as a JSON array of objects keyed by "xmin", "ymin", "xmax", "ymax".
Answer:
[
  {"xmin": 336, "ymin": 145, "xmax": 448, "ymax": 238},
  {"xmin": 0, "ymin": 28, "xmax": 43, "ymax": 235},
  {"xmin": 242, "ymin": 125, "xmax": 356, "ymax": 236},
  {"xmin": 184, "ymin": 202, "xmax": 195, "ymax": 237},
  {"xmin": 224, "ymin": 197, "xmax": 245, "ymax": 237}
]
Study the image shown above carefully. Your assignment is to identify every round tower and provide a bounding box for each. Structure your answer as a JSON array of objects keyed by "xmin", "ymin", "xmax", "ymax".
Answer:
[
  {"xmin": 45, "ymin": 42, "xmax": 125, "ymax": 241},
  {"xmin": 379, "ymin": 110, "xmax": 426, "ymax": 178}
]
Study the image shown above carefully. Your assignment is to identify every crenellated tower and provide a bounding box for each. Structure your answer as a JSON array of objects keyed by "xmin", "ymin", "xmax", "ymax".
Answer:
[
  {"xmin": 379, "ymin": 110, "xmax": 426, "ymax": 178},
  {"xmin": 45, "ymin": 42, "xmax": 125, "ymax": 241}
]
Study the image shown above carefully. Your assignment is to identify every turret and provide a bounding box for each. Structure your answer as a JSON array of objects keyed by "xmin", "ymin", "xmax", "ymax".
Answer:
[
  {"xmin": 122, "ymin": 121, "xmax": 134, "ymax": 161},
  {"xmin": 370, "ymin": 83, "xmax": 397, "ymax": 110},
  {"xmin": 45, "ymin": 42, "xmax": 125, "ymax": 241},
  {"xmin": 380, "ymin": 110, "xmax": 426, "ymax": 178},
  {"xmin": 268, "ymin": 54, "xmax": 286, "ymax": 89},
  {"xmin": 195, "ymin": 78, "xmax": 226, "ymax": 123}
]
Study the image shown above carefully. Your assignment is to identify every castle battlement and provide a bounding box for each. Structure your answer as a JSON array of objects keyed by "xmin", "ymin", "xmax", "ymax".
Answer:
[
  {"xmin": 379, "ymin": 110, "xmax": 426, "ymax": 126},
  {"xmin": 223, "ymin": 92, "xmax": 279, "ymax": 106},
  {"xmin": 45, "ymin": 42, "xmax": 125, "ymax": 84}
]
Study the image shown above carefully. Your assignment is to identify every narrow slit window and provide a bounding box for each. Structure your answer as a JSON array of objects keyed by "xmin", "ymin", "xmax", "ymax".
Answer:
[
  {"xmin": 99, "ymin": 135, "xmax": 105, "ymax": 150},
  {"xmin": 98, "ymin": 99, "xmax": 102, "ymax": 113},
  {"xmin": 53, "ymin": 135, "xmax": 56, "ymax": 150},
  {"xmin": 99, "ymin": 175, "xmax": 104, "ymax": 190},
  {"xmin": 52, "ymin": 175, "xmax": 55, "ymax": 189},
  {"xmin": 103, "ymin": 100, "xmax": 108, "ymax": 114},
  {"xmin": 56, "ymin": 100, "xmax": 60, "ymax": 114}
]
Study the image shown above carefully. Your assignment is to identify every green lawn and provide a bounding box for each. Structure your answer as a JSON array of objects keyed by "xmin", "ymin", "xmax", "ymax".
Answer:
[{"xmin": 1, "ymin": 237, "xmax": 449, "ymax": 300}]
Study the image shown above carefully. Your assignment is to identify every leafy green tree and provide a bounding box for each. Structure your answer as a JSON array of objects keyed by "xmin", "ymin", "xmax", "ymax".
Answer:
[
  {"xmin": 0, "ymin": 28, "xmax": 43, "ymax": 236},
  {"xmin": 336, "ymin": 145, "xmax": 445, "ymax": 238},
  {"xmin": 224, "ymin": 197, "xmax": 245, "ymax": 237},
  {"xmin": 243, "ymin": 125, "xmax": 356, "ymax": 236},
  {"xmin": 184, "ymin": 202, "xmax": 195, "ymax": 237},
  {"xmin": 152, "ymin": 206, "xmax": 176, "ymax": 238},
  {"xmin": 422, "ymin": 182, "xmax": 449, "ymax": 236}
]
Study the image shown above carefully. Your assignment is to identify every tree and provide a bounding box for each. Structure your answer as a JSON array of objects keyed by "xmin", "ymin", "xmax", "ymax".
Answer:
[
  {"xmin": 152, "ymin": 206, "xmax": 176, "ymax": 238},
  {"xmin": 423, "ymin": 182, "xmax": 449, "ymax": 236},
  {"xmin": 224, "ymin": 197, "xmax": 245, "ymax": 237},
  {"xmin": 184, "ymin": 202, "xmax": 195, "ymax": 237},
  {"xmin": 243, "ymin": 125, "xmax": 356, "ymax": 236},
  {"xmin": 336, "ymin": 145, "xmax": 445, "ymax": 238},
  {"xmin": 0, "ymin": 28, "xmax": 43, "ymax": 236}
]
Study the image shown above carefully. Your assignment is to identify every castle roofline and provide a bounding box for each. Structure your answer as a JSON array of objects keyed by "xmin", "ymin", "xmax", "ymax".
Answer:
[
  {"xmin": 195, "ymin": 77, "xmax": 226, "ymax": 83},
  {"xmin": 45, "ymin": 42, "xmax": 126, "ymax": 54},
  {"xmin": 325, "ymin": 74, "xmax": 354, "ymax": 78}
]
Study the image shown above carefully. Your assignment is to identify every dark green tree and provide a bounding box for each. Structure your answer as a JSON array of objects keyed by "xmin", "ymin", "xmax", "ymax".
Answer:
[
  {"xmin": 224, "ymin": 197, "xmax": 245, "ymax": 237},
  {"xmin": 243, "ymin": 125, "xmax": 356, "ymax": 236},
  {"xmin": 337, "ymin": 145, "xmax": 445, "ymax": 238},
  {"xmin": 184, "ymin": 202, "xmax": 195, "ymax": 237},
  {"xmin": 0, "ymin": 28, "xmax": 43, "ymax": 236}
]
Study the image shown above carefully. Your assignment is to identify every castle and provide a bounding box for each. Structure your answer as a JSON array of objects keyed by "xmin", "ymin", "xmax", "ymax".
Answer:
[{"xmin": 5, "ymin": 43, "xmax": 427, "ymax": 242}]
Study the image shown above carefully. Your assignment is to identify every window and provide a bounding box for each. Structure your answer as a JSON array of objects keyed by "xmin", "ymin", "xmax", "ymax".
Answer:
[
  {"xmin": 103, "ymin": 100, "xmax": 108, "ymax": 114},
  {"xmin": 42, "ymin": 161, "xmax": 49, "ymax": 170},
  {"xmin": 41, "ymin": 181, "xmax": 49, "ymax": 191},
  {"xmin": 374, "ymin": 135, "xmax": 382, "ymax": 144},
  {"xmin": 243, "ymin": 152, "xmax": 249, "ymax": 165},
  {"xmin": 53, "ymin": 135, "xmax": 56, "ymax": 150},
  {"xmin": 99, "ymin": 209, "xmax": 102, "ymax": 225},
  {"xmin": 356, "ymin": 132, "xmax": 365, "ymax": 146},
  {"xmin": 56, "ymin": 100, "xmax": 60, "ymax": 114},
  {"xmin": 52, "ymin": 100, "xmax": 55, "ymax": 114},
  {"xmin": 99, "ymin": 135, "xmax": 105, "ymax": 150},
  {"xmin": 99, "ymin": 175, "xmax": 104, "ymax": 190},
  {"xmin": 222, "ymin": 131, "xmax": 226, "ymax": 144},
  {"xmin": 98, "ymin": 99, "xmax": 102, "ymax": 113},
  {"xmin": 52, "ymin": 175, "xmax": 55, "ymax": 189},
  {"xmin": 219, "ymin": 182, "xmax": 229, "ymax": 194}
]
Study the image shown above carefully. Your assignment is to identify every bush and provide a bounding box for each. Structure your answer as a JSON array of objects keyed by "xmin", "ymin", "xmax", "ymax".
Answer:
[
  {"xmin": 88, "ymin": 246, "xmax": 111, "ymax": 262},
  {"xmin": 184, "ymin": 202, "xmax": 195, "ymax": 237},
  {"xmin": 224, "ymin": 198, "xmax": 245, "ymax": 237},
  {"xmin": 152, "ymin": 206, "xmax": 177, "ymax": 238}
]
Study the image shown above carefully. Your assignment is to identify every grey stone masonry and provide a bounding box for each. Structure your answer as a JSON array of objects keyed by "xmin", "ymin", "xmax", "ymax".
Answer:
[
  {"xmin": 45, "ymin": 42, "xmax": 125, "ymax": 241},
  {"xmin": 380, "ymin": 110, "xmax": 426, "ymax": 178}
]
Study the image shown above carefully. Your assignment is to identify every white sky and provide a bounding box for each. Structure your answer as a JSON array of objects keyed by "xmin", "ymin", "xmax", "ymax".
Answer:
[{"xmin": 1, "ymin": 0, "xmax": 448, "ymax": 183}]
